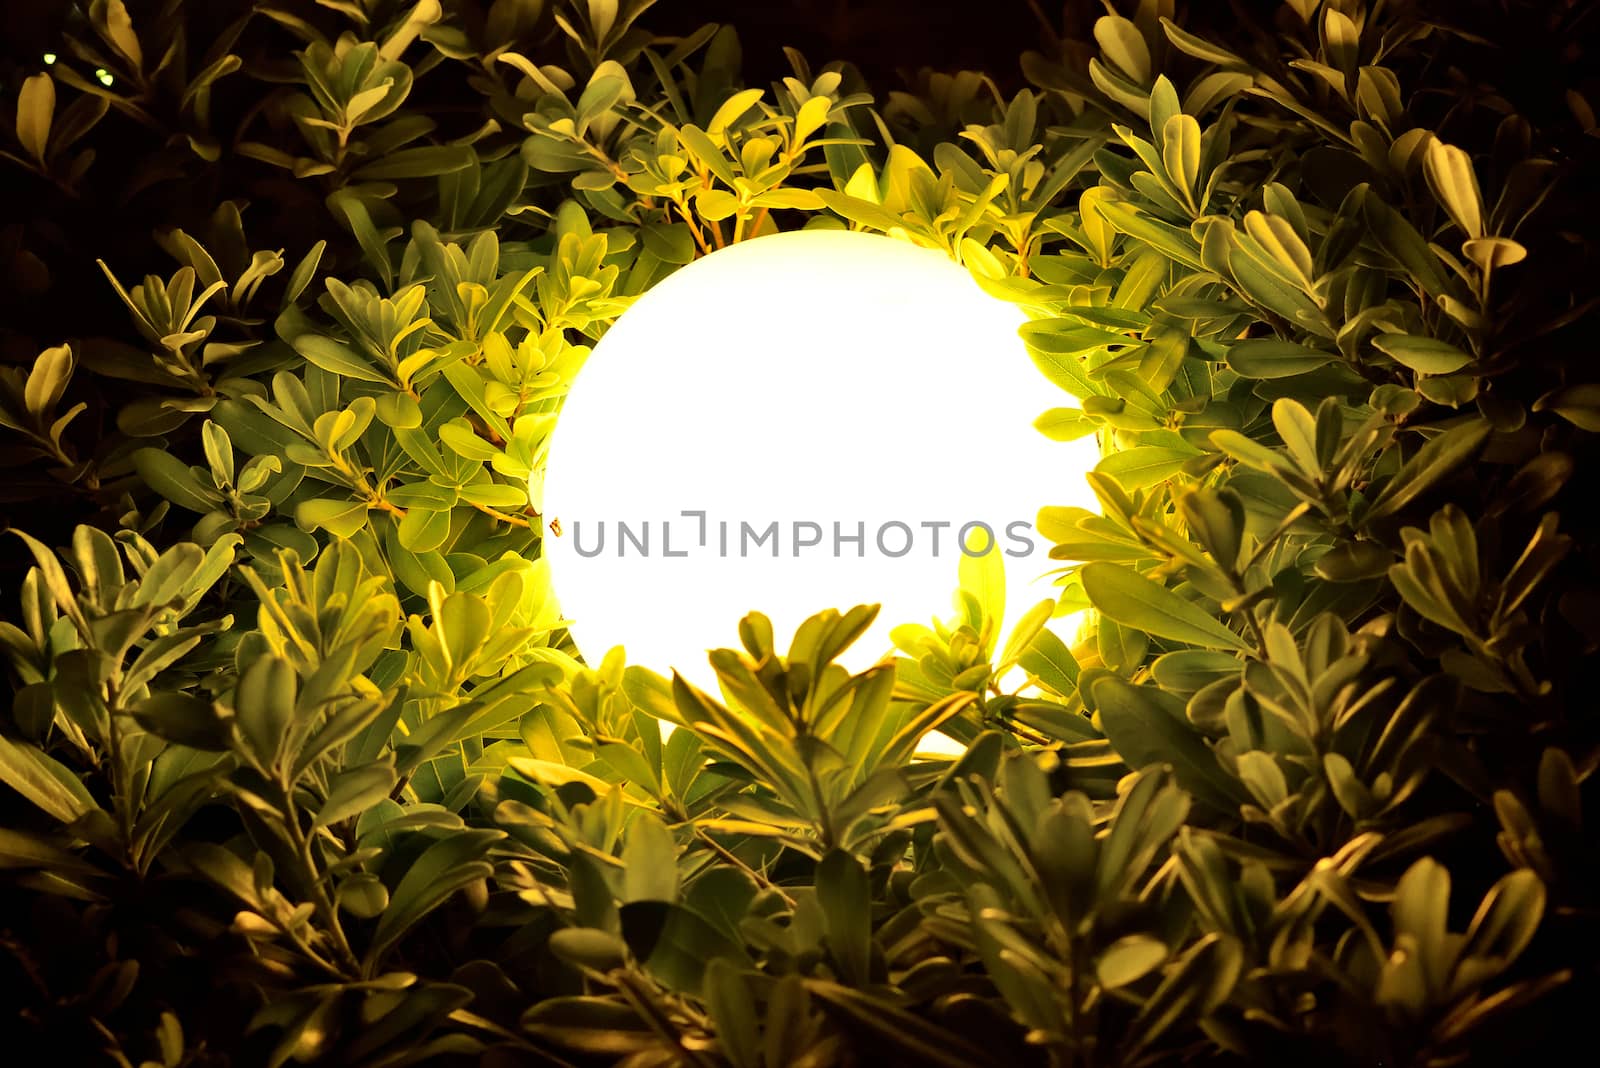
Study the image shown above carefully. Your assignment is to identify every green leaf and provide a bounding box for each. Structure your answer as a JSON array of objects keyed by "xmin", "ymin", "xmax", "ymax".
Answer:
[
  {"xmin": 1271, "ymin": 398, "xmax": 1320, "ymax": 475},
  {"xmin": 23, "ymin": 344, "xmax": 74, "ymax": 417},
  {"xmin": 1100, "ymin": 671, "xmax": 1248, "ymax": 812},
  {"xmin": 369, "ymin": 830, "xmax": 501, "ymax": 963},
  {"xmin": 352, "ymin": 144, "xmax": 475, "ymax": 180},
  {"xmin": 200, "ymin": 421, "xmax": 234, "ymax": 486},
  {"xmin": 549, "ymin": 927, "xmax": 630, "ymax": 972},
  {"xmin": 458, "ymin": 481, "xmax": 527, "ymax": 509},
  {"xmin": 1422, "ymin": 140, "xmax": 1485, "ymax": 240},
  {"xmin": 816, "ymin": 850, "xmax": 872, "ymax": 986},
  {"xmin": 291, "ymin": 334, "xmax": 389, "ymax": 384},
  {"xmin": 958, "ymin": 535, "xmax": 1005, "ymax": 635},
  {"xmin": 96, "ymin": 0, "xmax": 143, "ymax": 67},
  {"xmin": 16, "ymin": 74, "xmax": 54, "ymax": 164},
  {"xmin": 1021, "ymin": 321, "xmax": 1129, "ymax": 355},
  {"xmin": 438, "ymin": 421, "xmax": 500, "ymax": 462},
  {"xmin": 1243, "ymin": 211, "xmax": 1314, "ymax": 286},
  {"xmin": 1098, "ymin": 934, "xmax": 1169, "ymax": 988},
  {"xmin": 1462, "ymin": 868, "xmax": 1545, "ymax": 967},
  {"xmin": 696, "ymin": 189, "xmax": 740, "ymax": 221},
  {"xmin": 386, "ymin": 481, "xmax": 458, "ymax": 510},
  {"xmin": 1095, "ymin": 14, "xmax": 1152, "ymax": 83},
  {"xmin": 1360, "ymin": 189, "xmax": 1453, "ymax": 298},
  {"xmin": 1126, "ymin": 933, "xmax": 1243, "ymax": 1059},
  {"xmin": 297, "ymin": 498, "xmax": 370, "ymax": 538},
  {"xmin": 133, "ymin": 692, "xmax": 229, "ymax": 750},
  {"xmin": 283, "ymin": 240, "xmax": 327, "ymax": 306},
  {"xmin": 1096, "ymin": 447, "xmax": 1195, "ymax": 490},
  {"xmin": 1081, "ymin": 563, "xmax": 1250, "ymax": 651},
  {"xmin": 1209, "ymin": 429, "xmax": 1293, "ymax": 475},
  {"xmin": 375, "ymin": 391, "xmax": 423, "ymax": 429},
  {"xmin": 1028, "ymin": 346, "xmax": 1100, "ymax": 401},
  {"xmin": 521, "ymin": 997, "xmax": 655, "ymax": 1054},
  {"xmin": 132, "ymin": 449, "xmax": 221, "ymax": 513},
  {"xmin": 233, "ymin": 655, "xmax": 296, "ymax": 768},
  {"xmin": 1532, "ymin": 383, "xmax": 1600, "ymax": 431},
  {"xmin": 0, "ymin": 734, "xmax": 100, "ymax": 826},
  {"xmin": 1314, "ymin": 540, "xmax": 1393, "ymax": 581},
  {"xmin": 596, "ymin": 740, "xmax": 662, "ymax": 797},
  {"xmin": 398, "ymin": 506, "xmax": 451, "ymax": 552},
  {"xmin": 337, "ymin": 873, "xmax": 389, "ymax": 918},
  {"xmin": 1391, "ymin": 857, "xmax": 1451, "ymax": 987},
  {"xmin": 1373, "ymin": 334, "xmax": 1474, "ymax": 375},
  {"xmin": 439, "ymin": 591, "xmax": 491, "ymax": 669},
  {"xmin": 1159, "ymin": 18, "xmax": 1247, "ymax": 67},
  {"xmin": 1365, "ymin": 419, "xmax": 1491, "ymax": 522},
  {"xmin": 641, "ymin": 221, "xmax": 695, "ymax": 264},
  {"xmin": 1463, "ymin": 237, "xmax": 1527, "ymax": 272},
  {"xmin": 315, "ymin": 764, "xmax": 398, "ymax": 827},
  {"xmin": 1094, "ymin": 199, "xmax": 1204, "ymax": 269},
  {"xmin": 1161, "ymin": 115, "xmax": 1202, "ymax": 209},
  {"xmin": 1035, "ymin": 407, "xmax": 1098, "ymax": 441},
  {"xmin": 621, "ymin": 811, "xmax": 678, "ymax": 902},
  {"xmin": 703, "ymin": 960, "xmax": 760, "ymax": 1068},
  {"xmin": 619, "ymin": 900, "xmax": 749, "ymax": 995},
  {"xmin": 707, "ymin": 88, "xmax": 764, "ymax": 135},
  {"xmin": 1098, "ymin": 614, "xmax": 1149, "ymax": 674},
  {"xmin": 1019, "ymin": 628, "xmax": 1081, "ymax": 695},
  {"xmin": 1178, "ymin": 488, "xmax": 1244, "ymax": 571},
  {"xmin": 807, "ymin": 980, "xmax": 991, "ymax": 1068},
  {"xmin": 1225, "ymin": 339, "xmax": 1336, "ymax": 379},
  {"xmin": 1150, "ymin": 650, "xmax": 1241, "ymax": 692},
  {"xmin": 0, "ymin": 826, "xmax": 105, "ymax": 879}
]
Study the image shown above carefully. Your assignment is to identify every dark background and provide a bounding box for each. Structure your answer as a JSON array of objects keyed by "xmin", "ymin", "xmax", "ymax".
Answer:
[
  {"xmin": 644, "ymin": 0, "xmax": 1051, "ymax": 89},
  {"xmin": 4, "ymin": 1, "xmax": 1593, "ymax": 122},
  {"xmin": 0, "ymin": 0, "xmax": 1058, "ymax": 93}
]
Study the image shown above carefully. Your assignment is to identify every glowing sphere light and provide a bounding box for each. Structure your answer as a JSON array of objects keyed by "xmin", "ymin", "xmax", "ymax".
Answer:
[{"xmin": 540, "ymin": 229, "xmax": 1099, "ymax": 694}]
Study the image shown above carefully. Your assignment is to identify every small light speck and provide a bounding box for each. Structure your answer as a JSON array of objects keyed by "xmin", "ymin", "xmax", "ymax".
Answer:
[
  {"xmin": 95, "ymin": 68, "xmax": 114, "ymax": 87},
  {"xmin": 43, "ymin": 53, "xmax": 57, "ymax": 65}
]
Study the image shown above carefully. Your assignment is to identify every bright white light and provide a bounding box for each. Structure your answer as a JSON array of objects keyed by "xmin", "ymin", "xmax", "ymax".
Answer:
[
  {"xmin": 43, "ymin": 53, "xmax": 57, "ymax": 66},
  {"xmin": 540, "ymin": 229, "xmax": 1099, "ymax": 711},
  {"xmin": 95, "ymin": 68, "xmax": 114, "ymax": 87}
]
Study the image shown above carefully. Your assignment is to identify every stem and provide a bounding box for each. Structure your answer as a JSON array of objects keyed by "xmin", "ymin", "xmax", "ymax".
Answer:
[
  {"xmin": 469, "ymin": 501, "xmax": 533, "ymax": 528},
  {"xmin": 103, "ymin": 678, "xmax": 136, "ymax": 860},
  {"xmin": 672, "ymin": 200, "xmax": 712, "ymax": 256},
  {"xmin": 278, "ymin": 778, "xmax": 359, "ymax": 975},
  {"xmin": 613, "ymin": 971, "xmax": 719, "ymax": 1068},
  {"xmin": 1239, "ymin": 602, "xmax": 1270, "ymax": 657},
  {"xmin": 1221, "ymin": 562, "xmax": 1271, "ymax": 657},
  {"xmin": 803, "ymin": 753, "xmax": 838, "ymax": 852},
  {"xmin": 581, "ymin": 141, "xmax": 630, "ymax": 185},
  {"xmin": 1024, "ymin": 0, "xmax": 1060, "ymax": 44},
  {"xmin": 1242, "ymin": 502, "xmax": 1312, "ymax": 575},
  {"xmin": 1014, "ymin": 225, "xmax": 1033, "ymax": 278},
  {"xmin": 692, "ymin": 827, "xmax": 796, "ymax": 906},
  {"xmin": 747, "ymin": 206, "xmax": 770, "ymax": 240},
  {"xmin": 995, "ymin": 715, "xmax": 1054, "ymax": 748}
]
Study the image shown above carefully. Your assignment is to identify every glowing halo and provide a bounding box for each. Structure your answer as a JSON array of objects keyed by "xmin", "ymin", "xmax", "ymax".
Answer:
[{"xmin": 539, "ymin": 229, "xmax": 1099, "ymax": 718}]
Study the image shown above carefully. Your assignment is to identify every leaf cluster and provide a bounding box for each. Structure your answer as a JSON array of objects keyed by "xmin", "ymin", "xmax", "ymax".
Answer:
[{"xmin": 1, "ymin": 2, "xmax": 1597, "ymax": 1066}]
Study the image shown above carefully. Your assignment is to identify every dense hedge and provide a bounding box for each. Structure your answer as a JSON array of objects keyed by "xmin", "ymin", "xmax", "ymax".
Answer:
[{"xmin": 1, "ymin": 1, "xmax": 1597, "ymax": 1065}]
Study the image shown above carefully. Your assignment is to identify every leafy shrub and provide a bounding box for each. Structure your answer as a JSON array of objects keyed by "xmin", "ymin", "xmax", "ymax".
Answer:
[{"xmin": 1, "ymin": 1, "xmax": 1596, "ymax": 1065}]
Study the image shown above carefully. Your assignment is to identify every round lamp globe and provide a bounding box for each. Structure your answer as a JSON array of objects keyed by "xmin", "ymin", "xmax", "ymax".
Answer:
[{"xmin": 539, "ymin": 228, "xmax": 1099, "ymax": 698}]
